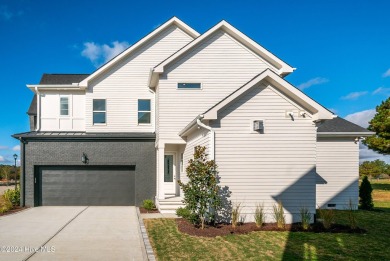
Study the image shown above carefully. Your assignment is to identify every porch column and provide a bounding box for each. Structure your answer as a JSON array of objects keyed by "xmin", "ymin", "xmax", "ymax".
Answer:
[{"xmin": 157, "ymin": 143, "xmax": 165, "ymax": 200}]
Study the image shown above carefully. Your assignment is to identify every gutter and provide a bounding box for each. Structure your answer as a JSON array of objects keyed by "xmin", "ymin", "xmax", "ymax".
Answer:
[
  {"xmin": 35, "ymin": 87, "xmax": 41, "ymax": 131},
  {"xmin": 317, "ymin": 132, "xmax": 375, "ymax": 138}
]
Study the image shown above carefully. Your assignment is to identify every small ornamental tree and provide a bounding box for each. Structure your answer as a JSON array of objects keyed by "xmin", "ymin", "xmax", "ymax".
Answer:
[
  {"xmin": 178, "ymin": 146, "xmax": 222, "ymax": 229},
  {"xmin": 359, "ymin": 176, "xmax": 374, "ymax": 210}
]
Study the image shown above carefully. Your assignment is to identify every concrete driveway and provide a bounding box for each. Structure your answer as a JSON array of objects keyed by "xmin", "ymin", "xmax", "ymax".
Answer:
[{"xmin": 0, "ymin": 207, "xmax": 146, "ymax": 261}]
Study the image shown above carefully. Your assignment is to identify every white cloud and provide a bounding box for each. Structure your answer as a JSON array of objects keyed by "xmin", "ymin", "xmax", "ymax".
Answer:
[
  {"xmin": 341, "ymin": 91, "xmax": 368, "ymax": 100},
  {"xmin": 0, "ymin": 146, "xmax": 9, "ymax": 150},
  {"xmin": 12, "ymin": 145, "xmax": 20, "ymax": 151},
  {"xmin": 0, "ymin": 156, "xmax": 4, "ymax": 162},
  {"xmin": 81, "ymin": 41, "xmax": 130, "ymax": 67},
  {"xmin": 373, "ymin": 87, "xmax": 390, "ymax": 96},
  {"xmin": 359, "ymin": 143, "xmax": 390, "ymax": 164},
  {"xmin": 297, "ymin": 77, "xmax": 329, "ymax": 90},
  {"xmin": 345, "ymin": 109, "xmax": 376, "ymax": 128},
  {"xmin": 382, "ymin": 68, "xmax": 390, "ymax": 77}
]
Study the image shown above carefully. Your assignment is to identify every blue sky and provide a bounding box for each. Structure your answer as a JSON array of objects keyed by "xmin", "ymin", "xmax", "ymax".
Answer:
[{"xmin": 0, "ymin": 0, "xmax": 389, "ymax": 164}]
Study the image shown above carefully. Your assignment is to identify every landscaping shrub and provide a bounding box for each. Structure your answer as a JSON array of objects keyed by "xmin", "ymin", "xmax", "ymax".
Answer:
[
  {"xmin": 231, "ymin": 203, "xmax": 242, "ymax": 229},
  {"xmin": 142, "ymin": 199, "xmax": 156, "ymax": 211},
  {"xmin": 178, "ymin": 146, "xmax": 222, "ymax": 229},
  {"xmin": 254, "ymin": 203, "xmax": 265, "ymax": 228},
  {"xmin": 299, "ymin": 206, "xmax": 311, "ymax": 230},
  {"xmin": 4, "ymin": 187, "xmax": 20, "ymax": 206},
  {"xmin": 0, "ymin": 195, "xmax": 12, "ymax": 214},
  {"xmin": 346, "ymin": 199, "xmax": 358, "ymax": 229},
  {"xmin": 359, "ymin": 176, "xmax": 374, "ymax": 210},
  {"xmin": 176, "ymin": 207, "xmax": 199, "ymax": 224},
  {"xmin": 272, "ymin": 200, "xmax": 285, "ymax": 229},
  {"xmin": 318, "ymin": 208, "xmax": 335, "ymax": 229}
]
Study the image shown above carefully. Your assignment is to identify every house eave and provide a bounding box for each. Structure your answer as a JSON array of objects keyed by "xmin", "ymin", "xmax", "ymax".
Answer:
[{"xmin": 27, "ymin": 84, "xmax": 86, "ymax": 92}]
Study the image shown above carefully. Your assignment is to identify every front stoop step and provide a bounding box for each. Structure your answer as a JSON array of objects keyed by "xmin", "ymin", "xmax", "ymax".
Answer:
[{"xmin": 158, "ymin": 197, "xmax": 184, "ymax": 214}]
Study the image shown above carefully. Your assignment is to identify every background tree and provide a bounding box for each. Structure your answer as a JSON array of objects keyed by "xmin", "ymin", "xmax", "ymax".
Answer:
[
  {"xmin": 364, "ymin": 97, "xmax": 390, "ymax": 154},
  {"xmin": 178, "ymin": 146, "xmax": 222, "ymax": 229},
  {"xmin": 359, "ymin": 176, "xmax": 374, "ymax": 210},
  {"xmin": 359, "ymin": 160, "xmax": 389, "ymax": 179}
]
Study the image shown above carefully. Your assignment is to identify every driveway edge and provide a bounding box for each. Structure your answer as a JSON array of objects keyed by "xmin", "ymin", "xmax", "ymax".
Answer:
[{"xmin": 136, "ymin": 207, "xmax": 156, "ymax": 261}]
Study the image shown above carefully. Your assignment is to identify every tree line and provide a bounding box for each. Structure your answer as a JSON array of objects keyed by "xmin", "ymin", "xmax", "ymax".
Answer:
[{"xmin": 359, "ymin": 160, "xmax": 390, "ymax": 179}]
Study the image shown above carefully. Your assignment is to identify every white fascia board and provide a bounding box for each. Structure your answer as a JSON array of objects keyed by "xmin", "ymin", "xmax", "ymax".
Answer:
[
  {"xmin": 80, "ymin": 17, "xmax": 199, "ymax": 87},
  {"xmin": 203, "ymin": 69, "xmax": 334, "ymax": 121},
  {"xmin": 27, "ymin": 84, "xmax": 85, "ymax": 93},
  {"xmin": 317, "ymin": 132, "xmax": 375, "ymax": 137},
  {"xmin": 153, "ymin": 20, "xmax": 294, "ymax": 77}
]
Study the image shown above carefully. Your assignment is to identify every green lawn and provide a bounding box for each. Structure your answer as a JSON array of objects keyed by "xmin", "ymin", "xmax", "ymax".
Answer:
[{"xmin": 145, "ymin": 180, "xmax": 390, "ymax": 260}]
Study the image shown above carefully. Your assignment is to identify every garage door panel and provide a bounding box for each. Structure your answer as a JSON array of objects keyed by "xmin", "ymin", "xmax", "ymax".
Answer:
[{"xmin": 39, "ymin": 166, "xmax": 135, "ymax": 206}]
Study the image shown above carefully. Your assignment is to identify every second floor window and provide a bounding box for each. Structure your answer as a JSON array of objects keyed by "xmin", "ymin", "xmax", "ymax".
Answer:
[
  {"xmin": 93, "ymin": 99, "xmax": 106, "ymax": 124},
  {"xmin": 60, "ymin": 97, "xmax": 69, "ymax": 116},
  {"xmin": 138, "ymin": 99, "xmax": 151, "ymax": 124}
]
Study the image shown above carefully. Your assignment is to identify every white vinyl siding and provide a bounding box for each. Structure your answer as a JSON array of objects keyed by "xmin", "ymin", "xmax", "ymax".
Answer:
[
  {"xmin": 316, "ymin": 137, "xmax": 359, "ymax": 209},
  {"xmin": 40, "ymin": 91, "xmax": 85, "ymax": 131},
  {"xmin": 158, "ymin": 29, "xmax": 279, "ymax": 142},
  {"xmin": 85, "ymin": 25, "xmax": 193, "ymax": 132},
  {"xmin": 181, "ymin": 127, "xmax": 210, "ymax": 185},
  {"xmin": 210, "ymin": 84, "xmax": 317, "ymax": 223}
]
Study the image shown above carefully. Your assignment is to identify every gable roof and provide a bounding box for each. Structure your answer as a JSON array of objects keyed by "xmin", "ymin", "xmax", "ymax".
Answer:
[
  {"xmin": 317, "ymin": 117, "xmax": 374, "ymax": 136},
  {"xmin": 202, "ymin": 69, "xmax": 334, "ymax": 121},
  {"xmin": 79, "ymin": 17, "xmax": 199, "ymax": 87},
  {"xmin": 149, "ymin": 20, "xmax": 295, "ymax": 87}
]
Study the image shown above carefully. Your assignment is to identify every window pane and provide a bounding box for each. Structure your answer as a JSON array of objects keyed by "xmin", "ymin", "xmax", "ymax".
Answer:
[
  {"xmin": 138, "ymin": 99, "xmax": 150, "ymax": 111},
  {"xmin": 93, "ymin": 112, "xmax": 106, "ymax": 124},
  {"xmin": 164, "ymin": 155, "xmax": 173, "ymax": 182},
  {"xmin": 177, "ymin": 83, "xmax": 201, "ymax": 89},
  {"xmin": 60, "ymin": 97, "xmax": 69, "ymax": 116},
  {"xmin": 138, "ymin": 112, "xmax": 150, "ymax": 124},
  {"xmin": 93, "ymin": 99, "xmax": 106, "ymax": 111}
]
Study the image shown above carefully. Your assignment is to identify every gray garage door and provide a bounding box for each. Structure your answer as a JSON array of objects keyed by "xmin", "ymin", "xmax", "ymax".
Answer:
[{"xmin": 36, "ymin": 166, "xmax": 135, "ymax": 206}]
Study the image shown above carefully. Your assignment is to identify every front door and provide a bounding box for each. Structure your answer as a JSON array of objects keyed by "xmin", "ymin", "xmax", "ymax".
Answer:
[{"xmin": 164, "ymin": 153, "xmax": 176, "ymax": 195}]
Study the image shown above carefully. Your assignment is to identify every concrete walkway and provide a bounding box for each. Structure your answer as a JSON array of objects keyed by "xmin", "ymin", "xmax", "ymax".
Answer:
[{"xmin": 0, "ymin": 206, "xmax": 145, "ymax": 261}]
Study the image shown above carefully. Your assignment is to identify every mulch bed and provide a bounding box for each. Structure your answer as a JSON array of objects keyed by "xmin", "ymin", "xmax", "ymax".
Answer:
[
  {"xmin": 139, "ymin": 207, "xmax": 160, "ymax": 214},
  {"xmin": 176, "ymin": 218, "xmax": 366, "ymax": 237},
  {"xmin": 0, "ymin": 206, "xmax": 29, "ymax": 217}
]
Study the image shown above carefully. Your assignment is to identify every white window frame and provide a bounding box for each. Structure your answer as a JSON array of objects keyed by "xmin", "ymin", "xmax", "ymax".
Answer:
[
  {"xmin": 59, "ymin": 96, "xmax": 69, "ymax": 117},
  {"xmin": 177, "ymin": 82, "xmax": 202, "ymax": 90},
  {"xmin": 93, "ymin": 99, "xmax": 106, "ymax": 125},
  {"xmin": 138, "ymin": 99, "xmax": 151, "ymax": 125}
]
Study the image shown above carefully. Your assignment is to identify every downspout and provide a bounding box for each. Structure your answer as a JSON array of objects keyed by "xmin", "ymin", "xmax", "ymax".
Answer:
[
  {"xmin": 18, "ymin": 137, "xmax": 26, "ymax": 207},
  {"xmin": 35, "ymin": 87, "xmax": 41, "ymax": 131},
  {"xmin": 196, "ymin": 116, "xmax": 215, "ymax": 161}
]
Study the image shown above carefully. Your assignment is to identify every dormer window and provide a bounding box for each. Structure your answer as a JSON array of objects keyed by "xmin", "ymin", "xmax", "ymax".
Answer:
[
  {"xmin": 177, "ymin": 83, "xmax": 201, "ymax": 89},
  {"xmin": 60, "ymin": 97, "xmax": 69, "ymax": 116}
]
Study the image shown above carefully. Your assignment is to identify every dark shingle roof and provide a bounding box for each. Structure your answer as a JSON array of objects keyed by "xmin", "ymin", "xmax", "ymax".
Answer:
[
  {"xmin": 39, "ymin": 74, "xmax": 90, "ymax": 84},
  {"xmin": 317, "ymin": 117, "xmax": 372, "ymax": 133},
  {"xmin": 27, "ymin": 94, "xmax": 37, "ymax": 115}
]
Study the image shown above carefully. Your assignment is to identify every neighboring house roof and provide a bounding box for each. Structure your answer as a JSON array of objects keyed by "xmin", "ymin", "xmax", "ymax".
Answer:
[
  {"xmin": 317, "ymin": 117, "xmax": 374, "ymax": 137},
  {"xmin": 12, "ymin": 131, "xmax": 156, "ymax": 140},
  {"xmin": 39, "ymin": 74, "xmax": 90, "ymax": 84},
  {"xmin": 149, "ymin": 20, "xmax": 295, "ymax": 87},
  {"xmin": 26, "ymin": 74, "xmax": 90, "ymax": 115},
  {"xmin": 79, "ymin": 17, "xmax": 199, "ymax": 87}
]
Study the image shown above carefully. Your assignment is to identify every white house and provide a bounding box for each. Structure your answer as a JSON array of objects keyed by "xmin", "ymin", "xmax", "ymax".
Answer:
[{"xmin": 14, "ymin": 17, "xmax": 373, "ymax": 223}]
